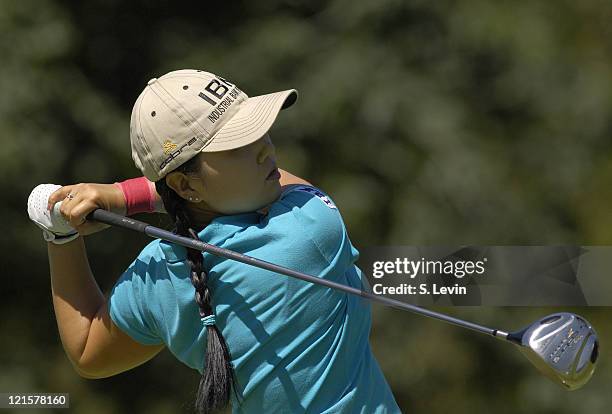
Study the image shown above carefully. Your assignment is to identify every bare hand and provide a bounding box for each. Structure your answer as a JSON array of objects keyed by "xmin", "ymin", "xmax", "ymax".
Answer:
[{"xmin": 47, "ymin": 183, "xmax": 127, "ymax": 237}]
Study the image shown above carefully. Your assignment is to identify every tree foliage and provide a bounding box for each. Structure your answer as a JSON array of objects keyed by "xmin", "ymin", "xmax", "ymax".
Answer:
[{"xmin": 4, "ymin": 1, "xmax": 611, "ymax": 412}]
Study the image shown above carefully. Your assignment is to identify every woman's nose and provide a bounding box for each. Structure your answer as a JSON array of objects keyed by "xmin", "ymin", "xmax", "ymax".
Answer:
[{"xmin": 257, "ymin": 139, "xmax": 276, "ymax": 164}]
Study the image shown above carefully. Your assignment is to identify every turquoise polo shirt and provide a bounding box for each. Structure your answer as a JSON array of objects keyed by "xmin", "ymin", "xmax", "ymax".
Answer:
[{"xmin": 109, "ymin": 185, "xmax": 401, "ymax": 413}]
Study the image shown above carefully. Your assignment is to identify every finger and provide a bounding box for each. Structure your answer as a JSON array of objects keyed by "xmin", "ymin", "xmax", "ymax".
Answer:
[
  {"xmin": 67, "ymin": 198, "xmax": 99, "ymax": 228},
  {"xmin": 58, "ymin": 193, "xmax": 86, "ymax": 227},
  {"xmin": 48, "ymin": 185, "xmax": 75, "ymax": 211}
]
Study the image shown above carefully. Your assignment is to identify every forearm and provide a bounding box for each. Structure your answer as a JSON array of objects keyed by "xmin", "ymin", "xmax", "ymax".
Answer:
[
  {"xmin": 48, "ymin": 236, "xmax": 105, "ymax": 369},
  {"xmin": 143, "ymin": 170, "xmax": 308, "ymax": 214},
  {"xmin": 278, "ymin": 168, "xmax": 312, "ymax": 187},
  {"xmin": 147, "ymin": 179, "xmax": 166, "ymax": 213}
]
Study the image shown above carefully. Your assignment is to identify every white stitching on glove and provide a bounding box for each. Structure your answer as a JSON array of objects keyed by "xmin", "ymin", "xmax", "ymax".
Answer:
[{"xmin": 27, "ymin": 184, "xmax": 79, "ymax": 245}]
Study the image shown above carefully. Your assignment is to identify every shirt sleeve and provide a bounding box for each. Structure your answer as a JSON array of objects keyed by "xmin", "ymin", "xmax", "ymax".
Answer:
[
  {"xmin": 277, "ymin": 185, "xmax": 345, "ymax": 264},
  {"xmin": 109, "ymin": 246, "xmax": 164, "ymax": 346}
]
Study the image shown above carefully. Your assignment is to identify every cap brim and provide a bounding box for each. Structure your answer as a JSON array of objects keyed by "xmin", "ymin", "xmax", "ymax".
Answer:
[{"xmin": 201, "ymin": 89, "xmax": 298, "ymax": 152}]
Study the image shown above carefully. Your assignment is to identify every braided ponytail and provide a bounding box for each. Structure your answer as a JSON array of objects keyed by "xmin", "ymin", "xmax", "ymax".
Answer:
[{"xmin": 154, "ymin": 157, "xmax": 239, "ymax": 413}]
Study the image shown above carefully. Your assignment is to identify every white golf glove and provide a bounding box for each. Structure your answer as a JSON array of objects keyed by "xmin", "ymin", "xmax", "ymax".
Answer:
[{"xmin": 27, "ymin": 184, "xmax": 79, "ymax": 245}]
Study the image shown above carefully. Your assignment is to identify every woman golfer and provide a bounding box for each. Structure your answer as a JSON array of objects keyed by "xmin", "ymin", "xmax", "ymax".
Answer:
[{"xmin": 28, "ymin": 69, "xmax": 401, "ymax": 413}]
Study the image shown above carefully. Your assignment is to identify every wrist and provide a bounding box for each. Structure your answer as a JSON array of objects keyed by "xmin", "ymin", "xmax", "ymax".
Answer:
[
  {"xmin": 149, "ymin": 180, "xmax": 165, "ymax": 213},
  {"xmin": 114, "ymin": 177, "xmax": 156, "ymax": 215},
  {"xmin": 44, "ymin": 229, "xmax": 80, "ymax": 245}
]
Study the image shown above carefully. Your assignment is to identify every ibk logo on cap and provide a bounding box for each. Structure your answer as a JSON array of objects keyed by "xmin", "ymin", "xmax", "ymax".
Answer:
[{"xmin": 198, "ymin": 76, "xmax": 245, "ymax": 125}]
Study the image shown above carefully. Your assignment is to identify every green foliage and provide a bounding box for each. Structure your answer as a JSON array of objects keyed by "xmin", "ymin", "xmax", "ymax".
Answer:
[{"xmin": 4, "ymin": 0, "xmax": 612, "ymax": 412}]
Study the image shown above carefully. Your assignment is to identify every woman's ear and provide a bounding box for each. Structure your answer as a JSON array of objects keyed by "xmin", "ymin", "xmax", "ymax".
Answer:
[
  {"xmin": 166, "ymin": 169, "xmax": 205, "ymax": 203},
  {"xmin": 165, "ymin": 171, "xmax": 194, "ymax": 201}
]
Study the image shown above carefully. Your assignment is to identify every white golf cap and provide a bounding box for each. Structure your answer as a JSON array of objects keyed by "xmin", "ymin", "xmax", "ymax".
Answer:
[{"xmin": 130, "ymin": 69, "xmax": 298, "ymax": 181}]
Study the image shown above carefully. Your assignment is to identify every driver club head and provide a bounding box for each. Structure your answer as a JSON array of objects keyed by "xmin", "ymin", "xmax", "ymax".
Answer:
[{"xmin": 506, "ymin": 312, "xmax": 599, "ymax": 390}]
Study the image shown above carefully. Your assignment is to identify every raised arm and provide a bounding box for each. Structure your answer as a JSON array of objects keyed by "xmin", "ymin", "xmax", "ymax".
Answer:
[
  {"xmin": 147, "ymin": 168, "xmax": 312, "ymax": 213},
  {"xmin": 43, "ymin": 184, "xmax": 166, "ymax": 378},
  {"xmin": 146, "ymin": 179, "xmax": 166, "ymax": 213},
  {"xmin": 45, "ymin": 169, "xmax": 312, "ymax": 222},
  {"xmin": 48, "ymin": 237, "xmax": 164, "ymax": 378},
  {"xmin": 278, "ymin": 168, "xmax": 313, "ymax": 188}
]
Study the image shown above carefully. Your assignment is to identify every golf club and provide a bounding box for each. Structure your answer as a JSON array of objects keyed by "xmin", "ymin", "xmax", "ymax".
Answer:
[{"xmin": 85, "ymin": 208, "xmax": 599, "ymax": 390}]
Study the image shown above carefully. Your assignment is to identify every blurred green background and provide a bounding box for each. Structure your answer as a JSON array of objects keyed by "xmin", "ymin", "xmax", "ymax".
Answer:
[{"xmin": 3, "ymin": 0, "xmax": 611, "ymax": 412}]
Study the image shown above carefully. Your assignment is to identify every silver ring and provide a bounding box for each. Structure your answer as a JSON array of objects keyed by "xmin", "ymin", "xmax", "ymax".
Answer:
[{"xmin": 66, "ymin": 193, "xmax": 75, "ymax": 200}]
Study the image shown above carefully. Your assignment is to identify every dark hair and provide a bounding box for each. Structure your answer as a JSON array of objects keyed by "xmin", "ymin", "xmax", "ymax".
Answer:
[{"xmin": 154, "ymin": 155, "xmax": 240, "ymax": 413}]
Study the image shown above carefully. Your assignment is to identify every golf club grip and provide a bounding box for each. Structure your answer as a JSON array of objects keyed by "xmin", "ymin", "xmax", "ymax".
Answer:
[
  {"xmin": 87, "ymin": 208, "xmax": 503, "ymax": 339},
  {"xmin": 87, "ymin": 209, "xmax": 149, "ymax": 233}
]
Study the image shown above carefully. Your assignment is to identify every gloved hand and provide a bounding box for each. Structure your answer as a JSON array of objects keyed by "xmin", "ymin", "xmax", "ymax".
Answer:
[{"xmin": 28, "ymin": 184, "xmax": 79, "ymax": 245}]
